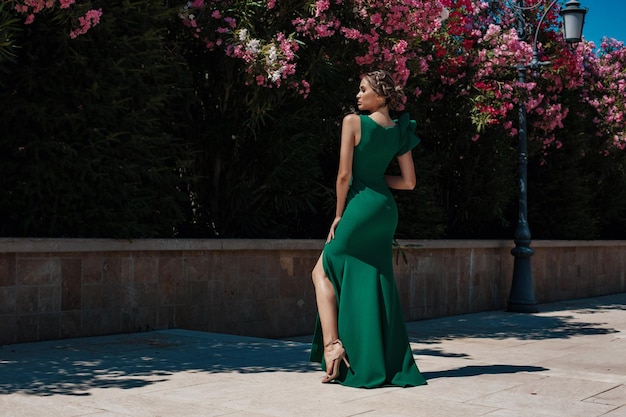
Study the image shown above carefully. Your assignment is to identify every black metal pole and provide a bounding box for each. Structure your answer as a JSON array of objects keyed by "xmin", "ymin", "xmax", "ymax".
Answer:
[{"xmin": 507, "ymin": 0, "xmax": 538, "ymax": 313}]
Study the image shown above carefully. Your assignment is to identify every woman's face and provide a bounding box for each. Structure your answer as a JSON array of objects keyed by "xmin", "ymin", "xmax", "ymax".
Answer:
[{"xmin": 356, "ymin": 77, "xmax": 383, "ymax": 112}]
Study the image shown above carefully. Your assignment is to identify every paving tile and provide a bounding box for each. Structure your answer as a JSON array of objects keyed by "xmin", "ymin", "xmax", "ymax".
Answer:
[
  {"xmin": 66, "ymin": 392, "xmax": 228, "ymax": 417},
  {"xmin": 0, "ymin": 394, "xmax": 101, "ymax": 417},
  {"xmin": 416, "ymin": 370, "xmax": 545, "ymax": 403},
  {"xmin": 350, "ymin": 390, "xmax": 499, "ymax": 417},
  {"xmin": 481, "ymin": 410, "xmax": 553, "ymax": 417},
  {"xmin": 504, "ymin": 376, "xmax": 618, "ymax": 400},
  {"xmin": 467, "ymin": 388, "xmax": 616, "ymax": 417},
  {"xmin": 601, "ymin": 406, "xmax": 626, "ymax": 417},
  {"xmin": 585, "ymin": 384, "xmax": 626, "ymax": 406}
]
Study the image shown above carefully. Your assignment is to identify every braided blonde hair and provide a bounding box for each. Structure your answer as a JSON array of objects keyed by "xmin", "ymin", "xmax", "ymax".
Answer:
[{"xmin": 363, "ymin": 70, "xmax": 404, "ymax": 111}]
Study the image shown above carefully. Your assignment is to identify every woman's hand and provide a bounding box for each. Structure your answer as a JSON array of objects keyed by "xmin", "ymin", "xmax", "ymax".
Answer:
[{"xmin": 326, "ymin": 217, "xmax": 342, "ymax": 243}]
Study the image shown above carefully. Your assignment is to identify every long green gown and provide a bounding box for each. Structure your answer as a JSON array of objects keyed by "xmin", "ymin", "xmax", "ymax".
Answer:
[{"xmin": 310, "ymin": 113, "xmax": 427, "ymax": 388}]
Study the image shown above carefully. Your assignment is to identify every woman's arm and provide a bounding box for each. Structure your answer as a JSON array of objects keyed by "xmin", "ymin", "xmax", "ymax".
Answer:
[
  {"xmin": 327, "ymin": 114, "xmax": 360, "ymax": 242},
  {"xmin": 385, "ymin": 151, "xmax": 416, "ymax": 190}
]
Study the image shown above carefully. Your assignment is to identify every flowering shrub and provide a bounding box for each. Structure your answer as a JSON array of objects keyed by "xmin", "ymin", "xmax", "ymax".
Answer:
[
  {"xmin": 179, "ymin": 0, "xmax": 307, "ymax": 92},
  {"xmin": 292, "ymin": 0, "xmax": 446, "ymax": 88},
  {"xmin": 177, "ymin": 0, "xmax": 447, "ymax": 101},
  {"xmin": 6, "ymin": 0, "xmax": 626, "ymax": 152},
  {"xmin": 582, "ymin": 38, "xmax": 626, "ymax": 152},
  {"xmin": 429, "ymin": 0, "xmax": 592, "ymax": 151},
  {"xmin": 175, "ymin": 0, "xmax": 625, "ymax": 151},
  {"xmin": 10, "ymin": 0, "xmax": 102, "ymax": 38}
]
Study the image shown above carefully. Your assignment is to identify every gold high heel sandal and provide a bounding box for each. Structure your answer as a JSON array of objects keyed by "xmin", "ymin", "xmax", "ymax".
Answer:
[{"xmin": 322, "ymin": 339, "xmax": 350, "ymax": 383}]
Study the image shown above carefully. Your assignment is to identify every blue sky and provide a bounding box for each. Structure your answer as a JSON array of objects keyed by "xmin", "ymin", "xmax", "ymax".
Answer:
[{"xmin": 579, "ymin": 0, "xmax": 626, "ymax": 47}]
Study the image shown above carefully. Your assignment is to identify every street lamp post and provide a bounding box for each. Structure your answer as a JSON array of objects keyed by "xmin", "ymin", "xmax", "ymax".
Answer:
[{"xmin": 506, "ymin": 0, "xmax": 587, "ymax": 313}]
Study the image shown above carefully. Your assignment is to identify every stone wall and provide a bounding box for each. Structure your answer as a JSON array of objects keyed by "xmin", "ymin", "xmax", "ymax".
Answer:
[{"xmin": 0, "ymin": 239, "xmax": 624, "ymax": 345}]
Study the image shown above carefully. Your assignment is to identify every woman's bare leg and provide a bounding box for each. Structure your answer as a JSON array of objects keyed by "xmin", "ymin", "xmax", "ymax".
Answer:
[{"xmin": 311, "ymin": 253, "xmax": 339, "ymax": 351}]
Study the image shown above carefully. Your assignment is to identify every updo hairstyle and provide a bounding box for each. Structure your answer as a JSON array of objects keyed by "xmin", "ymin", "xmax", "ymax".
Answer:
[{"xmin": 363, "ymin": 70, "xmax": 404, "ymax": 111}]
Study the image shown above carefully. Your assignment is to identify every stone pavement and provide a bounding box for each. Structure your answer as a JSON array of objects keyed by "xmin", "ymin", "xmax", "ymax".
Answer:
[{"xmin": 1, "ymin": 293, "xmax": 625, "ymax": 417}]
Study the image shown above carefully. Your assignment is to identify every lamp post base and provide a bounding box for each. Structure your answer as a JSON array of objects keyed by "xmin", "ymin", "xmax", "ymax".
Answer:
[
  {"xmin": 507, "ymin": 245, "xmax": 538, "ymax": 313},
  {"xmin": 507, "ymin": 299, "xmax": 538, "ymax": 313}
]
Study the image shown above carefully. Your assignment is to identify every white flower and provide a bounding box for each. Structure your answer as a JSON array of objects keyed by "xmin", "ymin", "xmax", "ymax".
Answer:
[
  {"xmin": 266, "ymin": 45, "xmax": 278, "ymax": 65},
  {"xmin": 246, "ymin": 39, "xmax": 261, "ymax": 55},
  {"xmin": 238, "ymin": 28, "xmax": 248, "ymax": 42},
  {"xmin": 440, "ymin": 7, "xmax": 450, "ymax": 22},
  {"xmin": 269, "ymin": 68, "xmax": 283, "ymax": 82}
]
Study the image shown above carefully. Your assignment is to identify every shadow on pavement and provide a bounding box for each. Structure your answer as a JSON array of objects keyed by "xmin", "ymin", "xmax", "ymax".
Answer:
[
  {"xmin": 422, "ymin": 364, "xmax": 548, "ymax": 380},
  {"xmin": 0, "ymin": 332, "xmax": 317, "ymax": 397},
  {"xmin": 407, "ymin": 308, "xmax": 619, "ymax": 343}
]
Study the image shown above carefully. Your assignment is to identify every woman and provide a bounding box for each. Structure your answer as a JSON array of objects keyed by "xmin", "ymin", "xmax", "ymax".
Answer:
[{"xmin": 310, "ymin": 70, "xmax": 427, "ymax": 388}]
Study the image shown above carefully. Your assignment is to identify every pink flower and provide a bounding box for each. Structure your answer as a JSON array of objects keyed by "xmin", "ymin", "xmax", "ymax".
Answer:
[
  {"xmin": 392, "ymin": 40, "xmax": 408, "ymax": 54},
  {"xmin": 69, "ymin": 8, "xmax": 102, "ymax": 39},
  {"xmin": 300, "ymin": 79, "xmax": 311, "ymax": 97},
  {"xmin": 315, "ymin": 0, "xmax": 330, "ymax": 17},
  {"xmin": 59, "ymin": 0, "xmax": 75, "ymax": 9},
  {"xmin": 370, "ymin": 13, "xmax": 382, "ymax": 27}
]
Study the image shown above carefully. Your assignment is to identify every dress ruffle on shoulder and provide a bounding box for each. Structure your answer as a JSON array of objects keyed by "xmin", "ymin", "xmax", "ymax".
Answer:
[{"xmin": 395, "ymin": 113, "xmax": 421, "ymax": 156}]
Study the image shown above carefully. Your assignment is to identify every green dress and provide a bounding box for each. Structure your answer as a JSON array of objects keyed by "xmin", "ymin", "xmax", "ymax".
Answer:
[{"xmin": 310, "ymin": 113, "xmax": 427, "ymax": 388}]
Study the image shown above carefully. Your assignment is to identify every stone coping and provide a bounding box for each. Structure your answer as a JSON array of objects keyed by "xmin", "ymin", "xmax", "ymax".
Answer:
[{"xmin": 0, "ymin": 238, "xmax": 625, "ymax": 253}]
